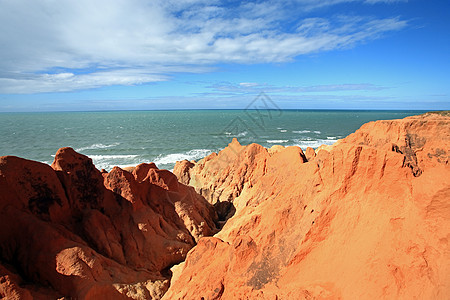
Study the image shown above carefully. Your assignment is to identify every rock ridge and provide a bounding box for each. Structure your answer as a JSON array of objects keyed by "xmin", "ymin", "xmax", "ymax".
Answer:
[
  {"xmin": 0, "ymin": 148, "xmax": 218, "ymax": 299},
  {"xmin": 166, "ymin": 112, "xmax": 450, "ymax": 299},
  {"xmin": 1, "ymin": 112, "xmax": 449, "ymax": 299}
]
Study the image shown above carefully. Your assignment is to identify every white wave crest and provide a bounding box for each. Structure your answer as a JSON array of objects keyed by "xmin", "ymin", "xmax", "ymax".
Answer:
[
  {"xmin": 225, "ymin": 131, "xmax": 247, "ymax": 137},
  {"xmin": 76, "ymin": 142, "xmax": 120, "ymax": 152},
  {"xmin": 291, "ymin": 138, "xmax": 338, "ymax": 149},
  {"xmin": 89, "ymin": 154, "xmax": 140, "ymax": 171},
  {"xmin": 293, "ymin": 130, "xmax": 311, "ymax": 134},
  {"xmin": 267, "ymin": 140, "xmax": 289, "ymax": 144},
  {"xmin": 153, "ymin": 149, "xmax": 213, "ymax": 167}
]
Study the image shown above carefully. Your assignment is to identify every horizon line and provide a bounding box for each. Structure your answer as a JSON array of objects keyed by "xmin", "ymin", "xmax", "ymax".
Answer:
[{"xmin": 0, "ymin": 108, "xmax": 434, "ymax": 114}]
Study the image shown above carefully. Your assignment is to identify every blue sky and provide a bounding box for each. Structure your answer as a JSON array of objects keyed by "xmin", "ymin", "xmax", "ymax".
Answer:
[{"xmin": 0, "ymin": 0, "xmax": 449, "ymax": 111}]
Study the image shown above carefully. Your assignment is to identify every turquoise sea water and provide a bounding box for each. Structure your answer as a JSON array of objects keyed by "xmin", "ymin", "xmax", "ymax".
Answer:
[{"xmin": 0, "ymin": 110, "xmax": 425, "ymax": 171}]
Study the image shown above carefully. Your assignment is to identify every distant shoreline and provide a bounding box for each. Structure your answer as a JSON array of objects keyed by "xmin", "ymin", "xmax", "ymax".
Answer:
[
  {"xmin": 0, "ymin": 110, "xmax": 438, "ymax": 171},
  {"xmin": 0, "ymin": 108, "xmax": 432, "ymax": 114}
]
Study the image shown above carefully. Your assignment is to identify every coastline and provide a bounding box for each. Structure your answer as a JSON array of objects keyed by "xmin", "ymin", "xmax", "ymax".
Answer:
[
  {"xmin": 1, "ymin": 109, "xmax": 429, "ymax": 172},
  {"xmin": 0, "ymin": 112, "xmax": 449, "ymax": 299}
]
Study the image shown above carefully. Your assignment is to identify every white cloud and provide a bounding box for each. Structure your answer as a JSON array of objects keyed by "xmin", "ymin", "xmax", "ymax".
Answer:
[
  {"xmin": 240, "ymin": 82, "xmax": 260, "ymax": 87},
  {"xmin": 0, "ymin": 0, "xmax": 407, "ymax": 93},
  {"xmin": 0, "ymin": 70, "xmax": 168, "ymax": 94},
  {"xmin": 209, "ymin": 82, "xmax": 387, "ymax": 95}
]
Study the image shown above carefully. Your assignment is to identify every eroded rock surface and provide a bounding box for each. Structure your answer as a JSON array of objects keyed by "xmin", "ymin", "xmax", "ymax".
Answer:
[
  {"xmin": 0, "ymin": 148, "xmax": 217, "ymax": 299},
  {"xmin": 1, "ymin": 112, "xmax": 449, "ymax": 300},
  {"xmin": 167, "ymin": 113, "xmax": 450, "ymax": 299}
]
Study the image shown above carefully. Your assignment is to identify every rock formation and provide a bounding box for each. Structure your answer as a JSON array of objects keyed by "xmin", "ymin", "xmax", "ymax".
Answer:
[
  {"xmin": 167, "ymin": 112, "xmax": 450, "ymax": 299},
  {"xmin": 0, "ymin": 148, "xmax": 217, "ymax": 299},
  {"xmin": 1, "ymin": 112, "xmax": 449, "ymax": 299}
]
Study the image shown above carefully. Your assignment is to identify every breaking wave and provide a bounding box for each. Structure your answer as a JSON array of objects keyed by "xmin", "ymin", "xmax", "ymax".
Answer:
[
  {"xmin": 153, "ymin": 149, "xmax": 213, "ymax": 167},
  {"xmin": 267, "ymin": 140, "xmax": 289, "ymax": 144},
  {"xmin": 75, "ymin": 143, "xmax": 120, "ymax": 152},
  {"xmin": 291, "ymin": 138, "xmax": 338, "ymax": 149}
]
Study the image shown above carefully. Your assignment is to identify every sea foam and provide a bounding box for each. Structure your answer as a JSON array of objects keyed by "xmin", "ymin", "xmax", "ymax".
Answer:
[
  {"xmin": 90, "ymin": 154, "xmax": 140, "ymax": 171},
  {"xmin": 292, "ymin": 130, "xmax": 311, "ymax": 134},
  {"xmin": 76, "ymin": 143, "xmax": 120, "ymax": 152},
  {"xmin": 267, "ymin": 140, "xmax": 289, "ymax": 144},
  {"xmin": 153, "ymin": 149, "xmax": 213, "ymax": 167},
  {"xmin": 291, "ymin": 138, "xmax": 338, "ymax": 149}
]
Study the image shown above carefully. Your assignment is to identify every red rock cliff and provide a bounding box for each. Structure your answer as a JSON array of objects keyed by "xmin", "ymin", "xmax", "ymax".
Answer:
[
  {"xmin": 1, "ymin": 112, "xmax": 448, "ymax": 300},
  {"xmin": 0, "ymin": 148, "xmax": 217, "ymax": 299},
  {"xmin": 167, "ymin": 112, "xmax": 450, "ymax": 299}
]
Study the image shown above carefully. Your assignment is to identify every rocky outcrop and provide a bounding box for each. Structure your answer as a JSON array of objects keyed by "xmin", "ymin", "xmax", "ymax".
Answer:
[
  {"xmin": 0, "ymin": 148, "xmax": 217, "ymax": 299},
  {"xmin": 173, "ymin": 139, "xmax": 307, "ymax": 222},
  {"xmin": 1, "ymin": 112, "xmax": 448, "ymax": 300},
  {"xmin": 167, "ymin": 112, "xmax": 450, "ymax": 299}
]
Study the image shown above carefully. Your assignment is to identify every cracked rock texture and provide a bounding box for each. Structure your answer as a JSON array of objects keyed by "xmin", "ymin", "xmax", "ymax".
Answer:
[
  {"xmin": 167, "ymin": 112, "xmax": 450, "ymax": 299},
  {"xmin": 0, "ymin": 148, "xmax": 217, "ymax": 299},
  {"xmin": 1, "ymin": 112, "xmax": 448, "ymax": 299}
]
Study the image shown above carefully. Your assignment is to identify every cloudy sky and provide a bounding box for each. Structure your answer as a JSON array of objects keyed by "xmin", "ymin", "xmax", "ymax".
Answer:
[{"xmin": 0, "ymin": 0, "xmax": 449, "ymax": 111}]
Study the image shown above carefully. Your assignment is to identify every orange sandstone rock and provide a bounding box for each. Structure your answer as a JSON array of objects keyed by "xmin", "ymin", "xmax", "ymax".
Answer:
[
  {"xmin": 167, "ymin": 113, "xmax": 450, "ymax": 299},
  {"xmin": 1, "ymin": 112, "xmax": 449, "ymax": 300},
  {"xmin": 0, "ymin": 148, "xmax": 217, "ymax": 299}
]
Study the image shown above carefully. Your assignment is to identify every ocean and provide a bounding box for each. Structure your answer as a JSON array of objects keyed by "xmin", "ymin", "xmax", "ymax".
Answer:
[{"xmin": 0, "ymin": 110, "xmax": 425, "ymax": 171}]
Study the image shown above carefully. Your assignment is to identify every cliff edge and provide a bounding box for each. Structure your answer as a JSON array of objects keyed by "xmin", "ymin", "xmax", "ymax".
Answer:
[
  {"xmin": 168, "ymin": 112, "xmax": 450, "ymax": 299},
  {"xmin": 1, "ymin": 112, "xmax": 448, "ymax": 299},
  {"xmin": 0, "ymin": 148, "xmax": 217, "ymax": 299}
]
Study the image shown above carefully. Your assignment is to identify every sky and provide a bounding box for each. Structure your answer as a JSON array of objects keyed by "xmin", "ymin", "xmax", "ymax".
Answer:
[{"xmin": 0, "ymin": 0, "xmax": 449, "ymax": 111}]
